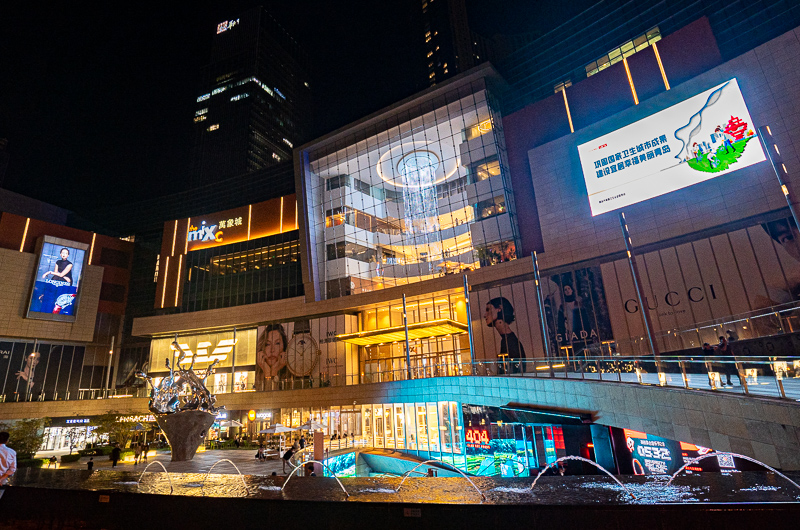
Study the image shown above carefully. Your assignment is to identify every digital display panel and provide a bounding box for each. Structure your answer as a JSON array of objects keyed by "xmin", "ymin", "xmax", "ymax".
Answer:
[
  {"xmin": 578, "ymin": 79, "xmax": 766, "ymax": 216},
  {"xmin": 27, "ymin": 237, "xmax": 89, "ymax": 322}
]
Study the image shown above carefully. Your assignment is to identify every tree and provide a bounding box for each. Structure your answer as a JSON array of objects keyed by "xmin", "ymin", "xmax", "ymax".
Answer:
[
  {"xmin": 90, "ymin": 411, "xmax": 145, "ymax": 448},
  {"xmin": 0, "ymin": 417, "xmax": 51, "ymax": 459}
]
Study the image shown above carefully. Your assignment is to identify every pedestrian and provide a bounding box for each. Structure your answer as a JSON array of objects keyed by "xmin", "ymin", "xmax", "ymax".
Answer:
[
  {"xmin": 134, "ymin": 443, "xmax": 142, "ymax": 465},
  {"xmin": 282, "ymin": 444, "xmax": 295, "ymax": 473},
  {"xmin": 0, "ymin": 431, "xmax": 17, "ymax": 496},
  {"xmin": 726, "ymin": 329, "xmax": 739, "ymax": 341},
  {"xmin": 110, "ymin": 443, "xmax": 121, "ymax": 468},
  {"xmin": 299, "ymin": 436, "xmax": 306, "ymax": 450},
  {"xmin": 715, "ymin": 336, "xmax": 736, "ymax": 387},
  {"xmin": 142, "ymin": 443, "xmax": 149, "ymax": 462},
  {"xmin": 48, "ymin": 455, "xmax": 58, "ymax": 468},
  {"xmin": 87, "ymin": 457, "xmax": 94, "ymax": 471}
]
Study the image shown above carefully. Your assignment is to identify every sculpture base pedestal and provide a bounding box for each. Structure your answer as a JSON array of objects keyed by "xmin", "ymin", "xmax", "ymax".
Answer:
[{"xmin": 157, "ymin": 411, "xmax": 216, "ymax": 462}]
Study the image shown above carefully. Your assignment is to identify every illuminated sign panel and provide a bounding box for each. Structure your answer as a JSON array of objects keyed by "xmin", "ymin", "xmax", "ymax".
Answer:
[
  {"xmin": 578, "ymin": 79, "xmax": 765, "ymax": 216},
  {"xmin": 27, "ymin": 236, "xmax": 89, "ymax": 323},
  {"xmin": 216, "ymin": 19, "xmax": 240, "ymax": 34},
  {"xmin": 182, "ymin": 195, "xmax": 297, "ymax": 252}
]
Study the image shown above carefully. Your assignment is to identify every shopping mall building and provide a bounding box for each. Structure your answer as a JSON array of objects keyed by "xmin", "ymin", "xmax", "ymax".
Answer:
[{"xmin": 2, "ymin": 15, "xmax": 800, "ymax": 475}]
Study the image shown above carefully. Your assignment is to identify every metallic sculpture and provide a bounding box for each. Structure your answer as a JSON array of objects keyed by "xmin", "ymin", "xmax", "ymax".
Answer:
[
  {"xmin": 137, "ymin": 342, "xmax": 223, "ymax": 415},
  {"xmin": 136, "ymin": 342, "xmax": 223, "ymax": 461}
]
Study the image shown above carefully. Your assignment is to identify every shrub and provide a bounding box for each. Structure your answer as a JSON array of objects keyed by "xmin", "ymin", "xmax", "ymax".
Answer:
[
  {"xmin": 60, "ymin": 454, "xmax": 81, "ymax": 463},
  {"xmin": 18, "ymin": 459, "xmax": 46, "ymax": 468}
]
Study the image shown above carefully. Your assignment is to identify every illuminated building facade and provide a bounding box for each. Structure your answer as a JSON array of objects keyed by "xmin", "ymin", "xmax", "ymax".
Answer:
[
  {"xmin": 299, "ymin": 68, "xmax": 520, "ymax": 300},
  {"xmin": 190, "ymin": 6, "xmax": 311, "ymax": 187}
]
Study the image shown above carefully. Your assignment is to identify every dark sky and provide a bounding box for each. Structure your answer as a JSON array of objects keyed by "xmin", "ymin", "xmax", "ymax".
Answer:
[{"xmin": 1, "ymin": 1, "xmax": 596, "ymax": 212}]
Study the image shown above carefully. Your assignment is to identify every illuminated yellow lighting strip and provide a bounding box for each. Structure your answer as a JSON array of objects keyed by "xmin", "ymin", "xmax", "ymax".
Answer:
[
  {"xmin": 247, "ymin": 204, "xmax": 252, "ymax": 240},
  {"xmin": 160, "ymin": 256, "xmax": 169, "ymax": 308},
  {"xmin": 184, "ymin": 218, "xmax": 190, "ymax": 253},
  {"xmin": 623, "ymin": 57, "xmax": 639, "ymax": 105},
  {"xmin": 19, "ymin": 218, "xmax": 30, "ymax": 252},
  {"xmin": 336, "ymin": 319, "xmax": 468, "ymax": 346},
  {"xmin": 560, "ymin": 88, "xmax": 574, "ymax": 133},
  {"xmin": 651, "ymin": 42, "xmax": 670, "ymax": 91},
  {"xmin": 88, "ymin": 233, "xmax": 96, "ymax": 264},
  {"xmin": 174, "ymin": 254, "xmax": 182, "ymax": 306},
  {"xmin": 171, "ymin": 220, "xmax": 178, "ymax": 256},
  {"xmin": 280, "ymin": 196, "xmax": 284, "ymax": 233}
]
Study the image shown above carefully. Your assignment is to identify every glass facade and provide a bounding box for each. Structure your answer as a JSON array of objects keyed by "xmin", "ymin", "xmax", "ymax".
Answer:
[
  {"xmin": 181, "ymin": 230, "xmax": 302, "ymax": 312},
  {"xmin": 357, "ymin": 292, "xmax": 470, "ymax": 382},
  {"xmin": 301, "ymin": 78, "xmax": 519, "ymax": 299}
]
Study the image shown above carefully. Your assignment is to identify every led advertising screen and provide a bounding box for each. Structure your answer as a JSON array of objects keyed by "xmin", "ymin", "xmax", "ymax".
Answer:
[
  {"xmin": 578, "ymin": 79, "xmax": 766, "ymax": 216},
  {"xmin": 27, "ymin": 237, "xmax": 89, "ymax": 322}
]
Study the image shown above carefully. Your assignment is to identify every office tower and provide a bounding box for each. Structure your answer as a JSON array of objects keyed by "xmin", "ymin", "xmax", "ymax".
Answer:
[
  {"xmin": 189, "ymin": 7, "xmax": 311, "ymax": 187},
  {"xmin": 418, "ymin": 0, "xmax": 477, "ymax": 86}
]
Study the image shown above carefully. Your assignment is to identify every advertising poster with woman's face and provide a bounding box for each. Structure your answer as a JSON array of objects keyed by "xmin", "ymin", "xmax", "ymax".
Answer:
[
  {"xmin": 29, "ymin": 242, "xmax": 86, "ymax": 317},
  {"xmin": 541, "ymin": 267, "xmax": 614, "ymax": 354},
  {"xmin": 255, "ymin": 323, "xmax": 293, "ymax": 389}
]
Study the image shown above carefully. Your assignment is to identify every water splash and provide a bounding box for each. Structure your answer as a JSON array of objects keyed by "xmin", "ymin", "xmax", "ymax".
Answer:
[
  {"xmin": 530, "ymin": 456, "xmax": 636, "ymax": 500},
  {"xmin": 395, "ymin": 460, "xmax": 486, "ymax": 501},
  {"xmin": 201, "ymin": 459, "xmax": 249, "ymax": 495},
  {"xmin": 666, "ymin": 452, "xmax": 800, "ymax": 492},
  {"xmin": 137, "ymin": 461, "xmax": 174, "ymax": 494},
  {"xmin": 281, "ymin": 460, "xmax": 349, "ymax": 498}
]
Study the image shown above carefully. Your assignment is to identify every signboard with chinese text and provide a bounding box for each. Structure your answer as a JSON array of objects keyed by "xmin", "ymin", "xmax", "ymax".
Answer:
[
  {"xmin": 578, "ymin": 79, "xmax": 765, "ymax": 216},
  {"xmin": 181, "ymin": 195, "xmax": 297, "ymax": 252}
]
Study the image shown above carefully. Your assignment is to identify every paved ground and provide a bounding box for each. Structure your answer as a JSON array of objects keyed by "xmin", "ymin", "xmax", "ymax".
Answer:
[{"xmin": 36, "ymin": 448, "xmax": 303, "ymax": 475}]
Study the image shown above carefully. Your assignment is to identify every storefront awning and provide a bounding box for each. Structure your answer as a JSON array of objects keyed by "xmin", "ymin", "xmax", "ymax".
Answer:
[{"xmin": 336, "ymin": 319, "xmax": 468, "ymax": 346}]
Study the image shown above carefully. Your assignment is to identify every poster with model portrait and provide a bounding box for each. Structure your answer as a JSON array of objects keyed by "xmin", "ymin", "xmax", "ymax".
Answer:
[
  {"xmin": 540, "ymin": 267, "xmax": 615, "ymax": 355},
  {"xmin": 472, "ymin": 281, "xmax": 543, "ymax": 368},
  {"xmin": 254, "ymin": 316, "xmax": 357, "ymax": 390},
  {"xmin": 0, "ymin": 341, "xmax": 85, "ymax": 401},
  {"xmin": 27, "ymin": 237, "xmax": 89, "ymax": 322}
]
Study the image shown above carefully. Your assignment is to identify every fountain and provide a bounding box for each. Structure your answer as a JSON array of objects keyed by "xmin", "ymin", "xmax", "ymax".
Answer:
[
  {"xmin": 396, "ymin": 459, "xmax": 486, "ymax": 501},
  {"xmin": 281, "ymin": 459, "xmax": 350, "ymax": 497},
  {"xmin": 137, "ymin": 461, "xmax": 174, "ymax": 494},
  {"xmin": 530, "ymin": 456, "xmax": 637, "ymax": 500},
  {"xmin": 666, "ymin": 452, "xmax": 800, "ymax": 492},
  {"xmin": 136, "ymin": 342, "xmax": 222, "ymax": 461},
  {"xmin": 201, "ymin": 459, "xmax": 249, "ymax": 495}
]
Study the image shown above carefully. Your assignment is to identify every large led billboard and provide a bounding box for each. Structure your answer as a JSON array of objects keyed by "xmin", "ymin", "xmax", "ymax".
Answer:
[
  {"xmin": 27, "ymin": 236, "xmax": 89, "ymax": 322},
  {"xmin": 578, "ymin": 79, "xmax": 766, "ymax": 216}
]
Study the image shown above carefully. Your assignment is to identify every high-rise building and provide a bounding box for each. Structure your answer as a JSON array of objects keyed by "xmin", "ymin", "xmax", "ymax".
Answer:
[
  {"xmin": 189, "ymin": 7, "xmax": 311, "ymax": 187},
  {"xmin": 418, "ymin": 0, "xmax": 477, "ymax": 87}
]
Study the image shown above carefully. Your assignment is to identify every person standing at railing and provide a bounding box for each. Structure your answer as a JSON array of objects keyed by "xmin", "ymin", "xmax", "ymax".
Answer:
[
  {"xmin": 715, "ymin": 336, "xmax": 736, "ymax": 387},
  {"xmin": 484, "ymin": 297, "xmax": 526, "ymax": 375}
]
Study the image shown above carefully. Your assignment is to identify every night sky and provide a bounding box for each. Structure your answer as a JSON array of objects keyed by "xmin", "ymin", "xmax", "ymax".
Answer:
[{"xmin": 1, "ymin": 1, "xmax": 596, "ymax": 213}]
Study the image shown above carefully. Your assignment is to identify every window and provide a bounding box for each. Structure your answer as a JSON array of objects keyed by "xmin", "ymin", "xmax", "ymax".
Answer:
[
  {"xmin": 468, "ymin": 156, "xmax": 501, "ymax": 183},
  {"xmin": 194, "ymin": 116, "xmax": 207, "ymax": 123},
  {"xmin": 195, "ymin": 108, "xmax": 208, "ymax": 116},
  {"xmin": 326, "ymin": 175, "xmax": 351, "ymax": 191},
  {"xmin": 585, "ymin": 27, "xmax": 661, "ymax": 77},
  {"xmin": 475, "ymin": 195, "xmax": 506, "ymax": 220},
  {"xmin": 154, "ymin": 255, "xmax": 159, "ymax": 282},
  {"xmin": 326, "ymin": 241, "xmax": 377, "ymax": 263},
  {"xmin": 208, "ymin": 124, "xmax": 219, "ymax": 131}
]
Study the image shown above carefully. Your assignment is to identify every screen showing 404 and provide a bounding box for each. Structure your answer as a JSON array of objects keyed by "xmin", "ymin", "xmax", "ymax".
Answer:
[{"xmin": 28, "ymin": 238, "xmax": 88, "ymax": 321}]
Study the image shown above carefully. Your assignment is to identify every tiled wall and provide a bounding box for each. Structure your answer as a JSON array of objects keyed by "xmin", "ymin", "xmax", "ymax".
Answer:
[{"xmin": 0, "ymin": 248, "xmax": 103, "ymax": 342}]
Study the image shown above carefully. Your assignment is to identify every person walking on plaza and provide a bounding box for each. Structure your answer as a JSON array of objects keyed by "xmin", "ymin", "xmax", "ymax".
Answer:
[
  {"xmin": 299, "ymin": 436, "xmax": 306, "ymax": 450},
  {"xmin": 0, "ymin": 431, "xmax": 17, "ymax": 498},
  {"xmin": 134, "ymin": 443, "xmax": 142, "ymax": 465},
  {"xmin": 87, "ymin": 457, "xmax": 94, "ymax": 471},
  {"xmin": 110, "ymin": 443, "xmax": 121, "ymax": 468},
  {"xmin": 142, "ymin": 443, "xmax": 149, "ymax": 462},
  {"xmin": 48, "ymin": 455, "xmax": 57, "ymax": 468}
]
